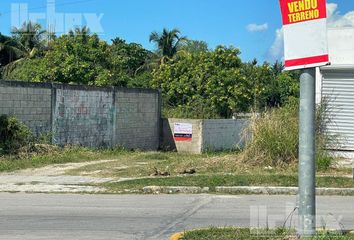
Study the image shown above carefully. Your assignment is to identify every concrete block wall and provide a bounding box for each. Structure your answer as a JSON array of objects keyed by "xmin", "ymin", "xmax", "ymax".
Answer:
[
  {"xmin": 115, "ymin": 89, "xmax": 160, "ymax": 150},
  {"xmin": 202, "ymin": 119, "xmax": 249, "ymax": 151},
  {"xmin": 0, "ymin": 81, "xmax": 52, "ymax": 135},
  {"xmin": 161, "ymin": 118, "xmax": 250, "ymax": 154},
  {"xmin": 53, "ymin": 85, "xmax": 115, "ymax": 147},
  {"xmin": 0, "ymin": 80, "xmax": 161, "ymax": 150}
]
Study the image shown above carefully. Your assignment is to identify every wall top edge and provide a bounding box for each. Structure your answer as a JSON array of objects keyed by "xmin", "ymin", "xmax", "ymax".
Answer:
[{"xmin": 0, "ymin": 80, "xmax": 160, "ymax": 94}]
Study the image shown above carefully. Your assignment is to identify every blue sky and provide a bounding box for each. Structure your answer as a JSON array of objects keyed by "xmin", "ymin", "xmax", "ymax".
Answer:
[{"xmin": 0, "ymin": 0, "xmax": 353, "ymax": 62}]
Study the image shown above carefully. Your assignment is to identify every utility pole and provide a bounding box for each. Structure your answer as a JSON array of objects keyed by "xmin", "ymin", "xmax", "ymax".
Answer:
[
  {"xmin": 279, "ymin": 0, "xmax": 329, "ymax": 236},
  {"xmin": 298, "ymin": 68, "xmax": 316, "ymax": 236}
]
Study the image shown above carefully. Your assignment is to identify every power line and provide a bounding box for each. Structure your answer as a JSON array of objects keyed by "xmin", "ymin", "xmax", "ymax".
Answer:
[{"xmin": 0, "ymin": 0, "xmax": 99, "ymax": 16}]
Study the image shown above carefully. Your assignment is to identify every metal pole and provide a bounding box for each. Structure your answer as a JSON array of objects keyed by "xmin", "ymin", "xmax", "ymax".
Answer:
[{"xmin": 298, "ymin": 68, "xmax": 316, "ymax": 237}]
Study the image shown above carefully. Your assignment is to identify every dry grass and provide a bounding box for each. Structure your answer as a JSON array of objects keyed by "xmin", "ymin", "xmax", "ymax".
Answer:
[
  {"xmin": 65, "ymin": 151, "xmax": 350, "ymax": 180},
  {"xmin": 240, "ymin": 105, "xmax": 299, "ymax": 166}
]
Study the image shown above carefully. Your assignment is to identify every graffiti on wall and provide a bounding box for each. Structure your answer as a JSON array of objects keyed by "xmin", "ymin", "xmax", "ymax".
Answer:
[{"xmin": 53, "ymin": 89, "xmax": 115, "ymax": 147}]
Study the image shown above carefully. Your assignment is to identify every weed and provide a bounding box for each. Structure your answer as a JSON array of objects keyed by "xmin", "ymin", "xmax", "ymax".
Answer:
[
  {"xmin": 241, "ymin": 99, "xmax": 336, "ymax": 168},
  {"xmin": 0, "ymin": 115, "xmax": 32, "ymax": 155}
]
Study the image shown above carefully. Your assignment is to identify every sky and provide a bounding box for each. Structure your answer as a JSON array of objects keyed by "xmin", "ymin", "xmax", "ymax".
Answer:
[{"xmin": 0, "ymin": 0, "xmax": 353, "ymax": 63}]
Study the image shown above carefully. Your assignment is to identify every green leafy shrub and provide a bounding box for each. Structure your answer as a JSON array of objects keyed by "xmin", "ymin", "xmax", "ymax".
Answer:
[
  {"xmin": 0, "ymin": 115, "xmax": 32, "ymax": 155},
  {"xmin": 152, "ymin": 46, "xmax": 252, "ymax": 119}
]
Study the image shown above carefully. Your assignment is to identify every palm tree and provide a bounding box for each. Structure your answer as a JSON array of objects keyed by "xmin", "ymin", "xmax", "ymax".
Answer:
[
  {"xmin": 1, "ymin": 22, "xmax": 47, "ymax": 78},
  {"xmin": 68, "ymin": 26, "xmax": 91, "ymax": 43},
  {"xmin": 0, "ymin": 34, "xmax": 22, "ymax": 67},
  {"xmin": 149, "ymin": 28, "xmax": 187, "ymax": 60},
  {"xmin": 11, "ymin": 21, "xmax": 47, "ymax": 53}
]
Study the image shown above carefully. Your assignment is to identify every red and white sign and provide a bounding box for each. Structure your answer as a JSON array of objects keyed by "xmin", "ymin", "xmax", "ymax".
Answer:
[
  {"xmin": 279, "ymin": 0, "xmax": 330, "ymax": 70},
  {"xmin": 174, "ymin": 123, "xmax": 193, "ymax": 141}
]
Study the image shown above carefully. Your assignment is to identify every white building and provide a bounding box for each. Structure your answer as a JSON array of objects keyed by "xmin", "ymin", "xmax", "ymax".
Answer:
[{"xmin": 316, "ymin": 27, "xmax": 354, "ymax": 157}]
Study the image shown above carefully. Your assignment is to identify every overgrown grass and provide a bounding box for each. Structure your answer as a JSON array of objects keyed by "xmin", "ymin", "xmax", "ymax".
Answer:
[
  {"xmin": 241, "ymin": 103, "xmax": 299, "ymax": 166},
  {"xmin": 181, "ymin": 228, "xmax": 354, "ymax": 240},
  {"xmin": 241, "ymin": 99, "xmax": 336, "ymax": 170},
  {"xmin": 66, "ymin": 150, "xmax": 351, "ymax": 179},
  {"xmin": 0, "ymin": 147, "xmax": 127, "ymax": 172},
  {"xmin": 102, "ymin": 174, "xmax": 354, "ymax": 193}
]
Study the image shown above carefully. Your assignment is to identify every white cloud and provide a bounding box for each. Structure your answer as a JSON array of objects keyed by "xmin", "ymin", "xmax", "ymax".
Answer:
[
  {"xmin": 246, "ymin": 23, "xmax": 268, "ymax": 32},
  {"xmin": 266, "ymin": 3, "xmax": 354, "ymax": 62},
  {"xmin": 327, "ymin": 3, "xmax": 354, "ymax": 27},
  {"xmin": 267, "ymin": 28, "xmax": 284, "ymax": 62}
]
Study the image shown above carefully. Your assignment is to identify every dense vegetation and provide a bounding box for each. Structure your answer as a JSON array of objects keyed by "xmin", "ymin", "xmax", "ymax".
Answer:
[
  {"xmin": 0, "ymin": 22, "xmax": 300, "ymax": 118},
  {"xmin": 0, "ymin": 115, "xmax": 32, "ymax": 155},
  {"xmin": 1, "ymin": 22, "xmax": 336, "ymax": 168}
]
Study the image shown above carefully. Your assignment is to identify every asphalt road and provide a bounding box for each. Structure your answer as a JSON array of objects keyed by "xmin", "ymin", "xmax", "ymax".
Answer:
[{"xmin": 0, "ymin": 193, "xmax": 353, "ymax": 240}]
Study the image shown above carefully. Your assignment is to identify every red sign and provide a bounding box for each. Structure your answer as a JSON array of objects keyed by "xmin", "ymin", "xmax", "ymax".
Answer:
[
  {"xmin": 279, "ymin": 0, "xmax": 329, "ymax": 70},
  {"xmin": 280, "ymin": 0, "xmax": 327, "ymax": 25},
  {"xmin": 174, "ymin": 123, "xmax": 193, "ymax": 141}
]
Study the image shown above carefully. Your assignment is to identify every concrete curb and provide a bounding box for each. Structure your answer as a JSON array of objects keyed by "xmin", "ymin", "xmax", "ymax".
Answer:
[
  {"xmin": 216, "ymin": 186, "xmax": 354, "ymax": 195},
  {"xmin": 143, "ymin": 186, "xmax": 209, "ymax": 194},
  {"xmin": 142, "ymin": 186, "xmax": 354, "ymax": 195},
  {"xmin": 215, "ymin": 186, "xmax": 298, "ymax": 195}
]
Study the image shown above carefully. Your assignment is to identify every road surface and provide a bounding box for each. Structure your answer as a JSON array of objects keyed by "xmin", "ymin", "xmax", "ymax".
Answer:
[{"xmin": 0, "ymin": 193, "xmax": 353, "ymax": 240}]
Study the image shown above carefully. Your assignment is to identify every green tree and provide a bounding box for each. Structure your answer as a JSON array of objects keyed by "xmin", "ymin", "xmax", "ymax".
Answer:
[
  {"xmin": 30, "ymin": 30, "xmax": 110, "ymax": 85},
  {"xmin": 68, "ymin": 26, "xmax": 90, "ymax": 43},
  {"xmin": 269, "ymin": 71, "xmax": 300, "ymax": 106},
  {"xmin": 149, "ymin": 28, "xmax": 187, "ymax": 60},
  {"xmin": 109, "ymin": 38, "xmax": 152, "ymax": 87},
  {"xmin": 110, "ymin": 38, "xmax": 150, "ymax": 74},
  {"xmin": 5, "ymin": 31, "xmax": 154, "ymax": 87},
  {"xmin": 152, "ymin": 46, "xmax": 251, "ymax": 118},
  {"xmin": 179, "ymin": 40, "xmax": 209, "ymax": 54},
  {"xmin": 241, "ymin": 61, "xmax": 274, "ymax": 111},
  {"xmin": 240, "ymin": 60, "xmax": 299, "ymax": 111}
]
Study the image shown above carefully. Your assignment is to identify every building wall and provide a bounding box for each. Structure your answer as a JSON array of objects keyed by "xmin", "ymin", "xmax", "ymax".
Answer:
[
  {"xmin": 0, "ymin": 80, "xmax": 161, "ymax": 150},
  {"xmin": 321, "ymin": 67, "xmax": 354, "ymax": 151}
]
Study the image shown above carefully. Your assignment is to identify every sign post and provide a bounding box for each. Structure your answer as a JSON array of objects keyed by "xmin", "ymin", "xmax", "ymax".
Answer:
[
  {"xmin": 298, "ymin": 68, "xmax": 316, "ymax": 236},
  {"xmin": 279, "ymin": 0, "xmax": 330, "ymax": 237}
]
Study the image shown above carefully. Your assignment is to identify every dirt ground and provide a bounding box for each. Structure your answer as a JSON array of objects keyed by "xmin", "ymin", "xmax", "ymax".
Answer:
[{"xmin": 0, "ymin": 160, "xmax": 118, "ymax": 193}]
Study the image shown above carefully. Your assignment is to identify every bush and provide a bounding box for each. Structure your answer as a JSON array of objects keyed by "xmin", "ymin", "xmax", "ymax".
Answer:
[
  {"xmin": 162, "ymin": 98, "xmax": 223, "ymax": 119},
  {"xmin": 241, "ymin": 99, "xmax": 299, "ymax": 166},
  {"xmin": 241, "ymin": 98, "xmax": 335, "ymax": 169},
  {"xmin": 0, "ymin": 115, "xmax": 32, "ymax": 155}
]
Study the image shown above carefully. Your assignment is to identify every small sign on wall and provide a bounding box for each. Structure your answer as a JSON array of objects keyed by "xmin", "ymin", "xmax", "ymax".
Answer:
[{"xmin": 174, "ymin": 123, "xmax": 193, "ymax": 141}]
